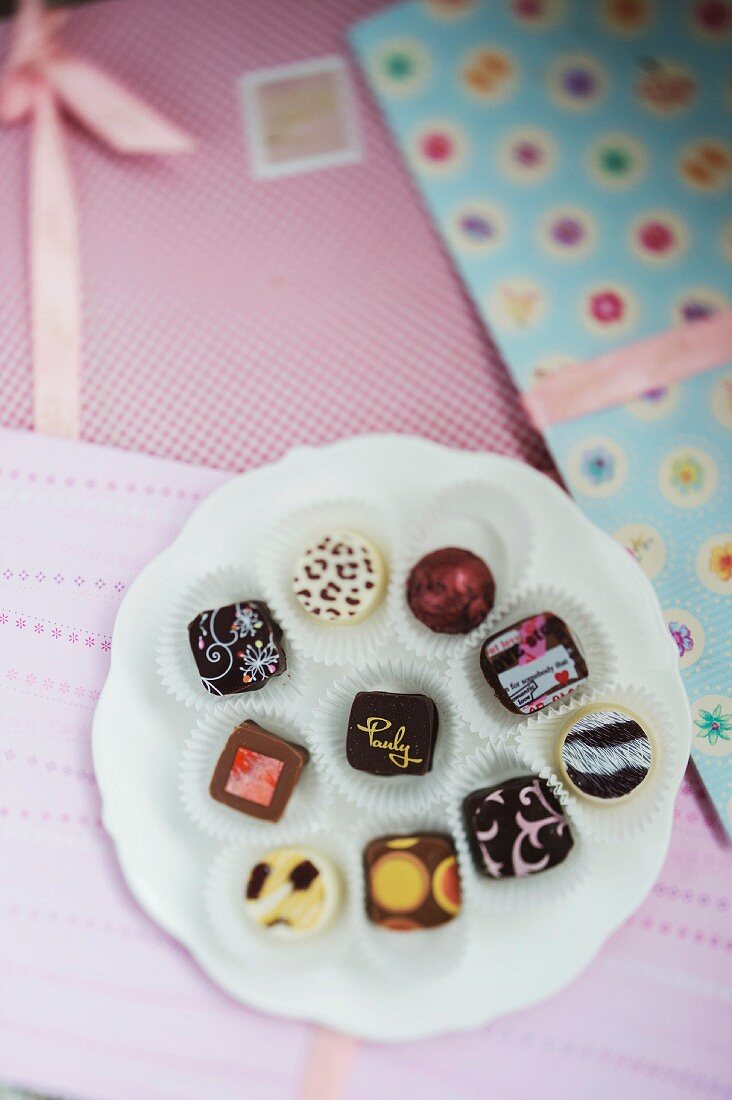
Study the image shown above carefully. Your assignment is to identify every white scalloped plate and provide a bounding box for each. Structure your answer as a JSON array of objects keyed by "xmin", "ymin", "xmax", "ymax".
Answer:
[{"xmin": 92, "ymin": 435, "xmax": 690, "ymax": 1041}]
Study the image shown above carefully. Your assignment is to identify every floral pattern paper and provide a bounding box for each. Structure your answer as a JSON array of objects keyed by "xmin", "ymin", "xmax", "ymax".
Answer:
[{"xmin": 351, "ymin": 0, "xmax": 732, "ymax": 834}]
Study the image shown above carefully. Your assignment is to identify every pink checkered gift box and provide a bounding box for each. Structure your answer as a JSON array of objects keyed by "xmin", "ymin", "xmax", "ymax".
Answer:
[
  {"xmin": 0, "ymin": 2, "xmax": 730, "ymax": 1098},
  {"xmin": 0, "ymin": 0, "xmax": 548, "ymax": 474}
]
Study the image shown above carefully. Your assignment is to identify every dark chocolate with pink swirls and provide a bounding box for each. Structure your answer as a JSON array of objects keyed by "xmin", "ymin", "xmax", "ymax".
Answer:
[
  {"xmin": 463, "ymin": 775, "xmax": 573, "ymax": 879},
  {"xmin": 187, "ymin": 600, "xmax": 286, "ymax": 696},
  {"xmin": 406, "ymin": 547, "xmax": 495, "ymax": 635}
]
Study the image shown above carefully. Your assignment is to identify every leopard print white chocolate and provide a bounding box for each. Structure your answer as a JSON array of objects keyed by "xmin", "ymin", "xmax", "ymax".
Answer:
[{"xmin": 292, "ymin": 529, "xmax": 386, "ymax": 625}]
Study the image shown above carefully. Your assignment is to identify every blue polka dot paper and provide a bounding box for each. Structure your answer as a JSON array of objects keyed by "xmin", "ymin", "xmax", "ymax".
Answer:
[{"xmin": 350, "ymin": 0, "xmax": 732, "ymax": 834}]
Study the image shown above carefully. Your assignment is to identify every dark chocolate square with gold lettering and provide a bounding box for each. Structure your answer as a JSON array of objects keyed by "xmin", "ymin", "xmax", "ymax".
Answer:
[{"xmin": 346, "ymin": 691, "xmax": 438, "ymax": 776}]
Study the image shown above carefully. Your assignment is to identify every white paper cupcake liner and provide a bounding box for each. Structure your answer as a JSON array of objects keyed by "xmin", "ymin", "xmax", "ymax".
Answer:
[
  {"xmin": 447, "ymin": 742, "xmax": 588, "ymax": 914},
  {"xmin": 180, "ymin": 697, "xmax": 330, "ymax": 843},
  {"xmin": 204, "ymin": 830, "xmax": 358, "ymax": 974},
  {"xmin": 156, "ymin": 566, "xmax": 304, "ymax": 711},
  {"xmin": 308, "ymin": 658, "xmax": 464, "ymax": 822},
  {"xmin": 347, "ymin": 809, "xmax": 468, "ymax": 978},
  {"xmin": 515, "ymin": 686, "xmax": 677, "ymax": 843},
  {"xmin": 388, "ymin": 478, "xmax": 535, "ymax": 662},
  {"xmin": 256, "ymin": 496, "xmax": 396, "ymax": 668},
  {"xmin": 448, "ymin": 586, "xmax": 617, "ymax": 742}
]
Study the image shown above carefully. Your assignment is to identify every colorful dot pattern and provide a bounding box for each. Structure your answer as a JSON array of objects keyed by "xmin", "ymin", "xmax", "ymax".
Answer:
[{"xmin": 352, "ymin": 0, "xmax": 732, "ymax": 833}]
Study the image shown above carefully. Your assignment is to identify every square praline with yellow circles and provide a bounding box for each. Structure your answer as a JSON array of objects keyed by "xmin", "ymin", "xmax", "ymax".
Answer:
[{"xmin": 364, "ymin": 833, "xmax": 461, "ymax": 930}]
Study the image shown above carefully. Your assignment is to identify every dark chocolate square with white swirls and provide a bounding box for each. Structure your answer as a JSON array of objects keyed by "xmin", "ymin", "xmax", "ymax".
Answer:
[
  {"xmin": 187, "ymin": 600, "xmax": 286, "ymax": 696},
  {"xmin": 463, "ymin": 775, "xmax": 573, "ymax": 879}
]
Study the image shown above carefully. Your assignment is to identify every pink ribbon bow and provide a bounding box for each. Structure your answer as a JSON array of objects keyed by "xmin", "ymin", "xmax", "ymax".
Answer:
[{"xmin": 0, "ymin": 0, "xmax": 194, "ymax": 438}]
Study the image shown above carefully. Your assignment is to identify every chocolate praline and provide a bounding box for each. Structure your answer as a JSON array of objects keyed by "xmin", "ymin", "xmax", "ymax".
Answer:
[
  {"xmin": 346, "ymin": 691, "xmax": 438, "ymax": 776},
  {"xmin": 480, "ymin": 611, "xmax": 588, "ymax": 715},
  {"xmin": 559, "ymin": 708, "xmax": 653, "ymax": 801},
  {"xmin": 244, "ymin": 846, "xmax": 340, "ymax": 939},
  {"xmin": 364, "ymin": 833, "xmax": 461, "ymax": 930},
  {"xmin": 463, "ymin": 776, "xmax": 574, "ymax": 878},
  {"xmin": 187, "ymin": 600, "xmax": 286, "ymax": 696},
  {"xmin": 292, "ymin": 529, "xmax": 387, "ymax": 626},
  {"xmin": 209, "ymin": 720, "xmax": 308, "ymax": 822},
  {"xmin": 406, "ymin": 547, "xmax": 495, "ymax": 635}
]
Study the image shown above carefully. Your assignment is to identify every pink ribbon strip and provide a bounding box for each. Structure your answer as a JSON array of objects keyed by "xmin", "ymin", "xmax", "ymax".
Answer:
[
  {"xmin": 0, "ymin": 0, "xmax": 194, "ymax": 439},
  {"xmin": 522, "ymin": 309, "xmax": 732, "ymax": 430},
  {"xmin": 298, "ymin": 1029, "xmax": 357, "ymax": 1100}
]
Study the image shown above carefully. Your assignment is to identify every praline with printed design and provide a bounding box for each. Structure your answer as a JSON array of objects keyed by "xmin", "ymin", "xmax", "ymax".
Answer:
[
  {"xmin": 480, "ymin": 610, "xmax": 589, "ymax": 715},
  {"xmin": 463, "ymin": 775, "xmax": 574, "ymax": 878},
  {"xmin": 187, "ymin": 600, "xmax": 286, "ymax": 696}
]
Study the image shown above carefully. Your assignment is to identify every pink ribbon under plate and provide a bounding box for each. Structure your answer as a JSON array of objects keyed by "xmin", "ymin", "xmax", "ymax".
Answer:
[{"xmin": 0, "ymin": 0, "xmax": 194, "ymax": 438}]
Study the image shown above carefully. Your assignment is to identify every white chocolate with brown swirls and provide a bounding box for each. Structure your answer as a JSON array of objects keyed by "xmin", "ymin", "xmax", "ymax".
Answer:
[{"xmin": 291, "ymin": 529, "xmax": 387, "ymax": 626}]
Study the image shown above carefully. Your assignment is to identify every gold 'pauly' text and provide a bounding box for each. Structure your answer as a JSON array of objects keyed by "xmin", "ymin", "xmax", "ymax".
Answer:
[{"xmin": 356, "ymin": 716, "xmax": 423, "ymax": 769}]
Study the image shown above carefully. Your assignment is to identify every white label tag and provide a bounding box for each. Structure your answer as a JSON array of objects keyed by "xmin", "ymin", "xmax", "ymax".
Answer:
[{"xmin": 497, "ymin": 644, "xmax": 578, "ymax": 712}]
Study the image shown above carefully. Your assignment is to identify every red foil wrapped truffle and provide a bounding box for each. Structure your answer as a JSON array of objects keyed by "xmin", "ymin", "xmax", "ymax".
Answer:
[{"xmin": 406, "ymin": 547, "xmax": 495, "ymax": 635}]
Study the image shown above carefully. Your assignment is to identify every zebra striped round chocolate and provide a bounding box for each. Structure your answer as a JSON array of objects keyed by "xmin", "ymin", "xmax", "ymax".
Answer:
[{"xmin": 559, "ymin": 708, "xmax": 653, "ymax": 801}]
